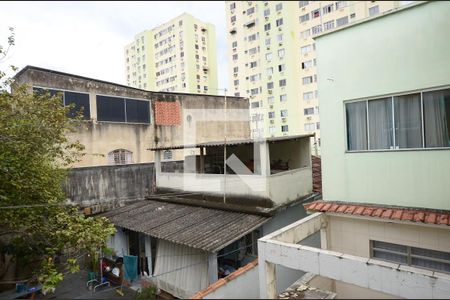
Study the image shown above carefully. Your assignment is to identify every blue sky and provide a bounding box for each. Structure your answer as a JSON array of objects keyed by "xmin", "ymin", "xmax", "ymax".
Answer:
[{"xmin": 0, "ymin": 1, "xmax": 228, "ymax": 89}]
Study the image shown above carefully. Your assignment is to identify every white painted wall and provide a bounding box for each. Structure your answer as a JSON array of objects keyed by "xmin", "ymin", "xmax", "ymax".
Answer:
[
  {"xmin": 157, "ymin": 167, "xmax": 312, "ymax": 206},
  {"xmin": 107, "ymin": 226, "xmax": 128, "ymax": 257},
  {"xmin": 204, "ymin": 264, "xmax": 259, "ymax": 299}
]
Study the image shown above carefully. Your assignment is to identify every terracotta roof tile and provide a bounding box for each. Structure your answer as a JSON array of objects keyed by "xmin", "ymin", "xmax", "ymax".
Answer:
[
  {"xmin": 329, "ymin": 204, "xmax": 340, "ymax": 212},
  {"xmin": 336, "ymin": 205, "xmax": 348, "ymax": 213},
  {"xmin": 315, "ymin": 202, "xmax": 325, "ymax": 211},
  {"xmin": 344, "ymin": 205, "xmax": 357, "ymax": 214},
  {"xmin": 413, "ymin": 212, "xmax": 425, "ymax": 223},
  {"xmin": 425, "ymin": 213, "xmax": 437, "ymax": 224},
  {"xmin": 304, "ymin": 200, "xmax": 450, "ymax": 227},
  {"xmin": 362, "ymin": 207, "xmax": 374, "ymax": 216},
  {"xmin": 437, "ymin": 214, "xmax": 449, "ymax": 225},
  {"xmin": 381, "ymin": 209, "xmax": 393, "ymax": 219},
  {"xmin": 372, "ymin": 208, "xmax": 384, "ymax": 218},
  {"xmin": 391, "ymin": 210, "xmax": 403, "ymax": 220},
  {"xmin": 322, "ymin": 203, "xmax": 332, "ymax": 211},
  {"xmin": 354, "ymin": 206, "xmax": 365, "ymax": 215},
  {"xmin": 402, "ymin": 211, "xmax": 414, "ymax": 221}
]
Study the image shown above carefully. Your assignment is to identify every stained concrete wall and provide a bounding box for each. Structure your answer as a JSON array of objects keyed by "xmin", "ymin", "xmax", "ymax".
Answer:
[
  {"xmin": 14, "ymin": 66, "xmax": 250, "ymax": 167},
  {"xmin": 65, "ymin": 163, "xmax": 154, "ymax": 210}
]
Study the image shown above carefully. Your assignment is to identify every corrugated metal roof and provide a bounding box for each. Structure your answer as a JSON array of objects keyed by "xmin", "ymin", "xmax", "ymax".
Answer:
[
  {"xmin": 148, "ymin": 133, "xmax": 315, "ymax": 151},
  {"xmin": 101, "ymin": 200, "xmax": 269, "ymax": 252}
]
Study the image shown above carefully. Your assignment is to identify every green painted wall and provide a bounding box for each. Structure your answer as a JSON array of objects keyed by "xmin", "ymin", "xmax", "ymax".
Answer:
[{"xmin": 316, "ymin": 1, "xmax": 450, "ymax": 210}]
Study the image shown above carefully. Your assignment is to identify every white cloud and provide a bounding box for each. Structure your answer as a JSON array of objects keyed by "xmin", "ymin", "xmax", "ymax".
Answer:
[{"xmin": 0, "ymin": 1, "xmax": 228, "ymax": 90}]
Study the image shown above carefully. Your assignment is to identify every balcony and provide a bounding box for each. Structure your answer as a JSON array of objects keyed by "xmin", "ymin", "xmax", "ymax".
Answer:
[
  {"xmin": 151, "ymin": 135, "xmax": 314, "ymax": 208},
  {"xmin": 258, "ymin": 212, "xmax": 450, "ymax": 299}
]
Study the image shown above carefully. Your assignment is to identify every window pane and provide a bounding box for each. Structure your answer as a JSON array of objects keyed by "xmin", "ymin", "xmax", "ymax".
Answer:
[
  {"xmin": 412, "ymin": 247, "xmax": 450, "ymax": 261},
  {"xmin": 423, "ymin": 89, "xmax": 450, "ymax": 147},
  {"xmin": 346, "ymin": 102, "xmax": 368, "ymax": 150},
  {"xmin": 368, "ymin": 98, "xmax": 393, "ymax": 149},
  {"xmin": 96, "ymin": 95, "xmax": 125, "ymax": 122},
  {"xmin": 394, "ymin": 94, "xmax": 422, "ymax": 148},
  {"xmin": 373, "ymin": 241, "xmax": 407, "ymax": 253},
  {"xmin": 412, "ymin": 258, "xmax": 450, "ymax": 273},
  {"xmin": 33, "ymin": 87, "xmax": 63, "ymax": 105},
  {"xmin": 126, "ymin": 99, "xmax": 150, "ymax": 123},
  {"xmin": 373, "ymin": 250, "xmax": 408, "ymax": 264},
  {"xmin": 64, "ymin": 91, "xmax": 90, "ymax": 120}
]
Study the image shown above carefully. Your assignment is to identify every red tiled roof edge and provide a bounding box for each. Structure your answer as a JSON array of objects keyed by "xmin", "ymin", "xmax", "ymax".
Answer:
[
  {"xmin": 190, "ymin": 259, "xmax": 258, "ymax": 299},
  {"xmin": 311, "ymin": 155, "xmax": 322, "ymax": 194},
  {"xmin": 304, "ymin": 200, "xmax": 450, "ymax": 226}
]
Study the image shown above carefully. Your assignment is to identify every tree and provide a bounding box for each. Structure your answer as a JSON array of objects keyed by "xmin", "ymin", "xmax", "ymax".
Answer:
[{"xmin": 0, "ymin": 28, "xmax": 115, "ymax": 294}]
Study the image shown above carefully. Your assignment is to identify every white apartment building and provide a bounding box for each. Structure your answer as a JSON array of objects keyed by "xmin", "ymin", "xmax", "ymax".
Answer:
[
  {"xmin": 125, "ymin": 13, "xmax": 218, "ymax": 94},
  {"xmin": 226, "ymin": 1, "xmax": 401, "ymax": 152}
]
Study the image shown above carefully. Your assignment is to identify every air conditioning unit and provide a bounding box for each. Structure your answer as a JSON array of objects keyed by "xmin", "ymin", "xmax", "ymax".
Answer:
[
  {"xmin": 268, "ymin": 75, "xmax": 272, "ymax": 80},
  {"xmin": 307, "ymin": 116, "xmax": 312, "ymax": 120},
  {"xmin": 266, "ymin": 31, "xmax": 270, "ymax": 36},
  {"xmin": 278, "ymin": 27, "xmax": 282, "ymax": 32},
  {"xmin": 269, "ymin": 105, "xmax": 274, "ymax": 109},
  {"xmin": 266, "ymin": 46, "xmax": 270, "ymax": 50},
  {"xmin": 268, "ymin": 89, "xmax": 273, "ymax": 94},
  {"xmin": 279, "ymin": 42, "xmax": 283, "ymax": 46},
  {"xmin": 282, "ymin": 118, "xmax": 287, "ymax": 123},
  {"xmin": 265, "ymin": 16, "xmax": 269, "ymax": 21},
  {"xmin": 270, "ymin": 120, "xmax": 275, "ymax": 124},
  {"xmin": 231, "ymin": 9, "xmax": 235, "ymax": 14}
]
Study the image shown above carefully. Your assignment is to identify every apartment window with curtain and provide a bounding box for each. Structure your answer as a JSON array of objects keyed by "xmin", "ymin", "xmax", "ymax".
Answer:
[
  {"xmin": 280, "ymin": 94, "xmax": 287, "ymax": 102},
  {"xmin": 278, "ymin": 49, "xmax": 285, "ymax": 59},
  {"xmin": 345, "ymin": 87, "xmax": 450, "ymax": 151},
  {"xmin": 264, "ymin": 23, "xmax": 271, "ymax": 31}
]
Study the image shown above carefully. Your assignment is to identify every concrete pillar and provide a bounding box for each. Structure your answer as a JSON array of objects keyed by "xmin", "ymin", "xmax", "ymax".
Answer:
[
  {"xmin": 259, "ymin": 142, "xmax": 271, "ymax": 176},
  {"xmin": 155, "ymin": 150, "xmax": 161, "ymax": 177},
  {"xmin": 208, "ymin": 252, "xmax": 218, "ymax": 284},
  {"xmin": 265, "ymin": 261, "xmax": 277, "ymax": 299},
  {"xmin": 144, "ymin": 235, "xmax": 152, "ymax": 276},
  {"xmin": 200, "ymin": 147, "xmax": 205, "ymax": 174}
]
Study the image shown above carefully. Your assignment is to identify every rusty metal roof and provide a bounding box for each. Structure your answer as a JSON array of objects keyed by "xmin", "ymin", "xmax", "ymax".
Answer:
[
  {"xmin": 101, "ymin": 200, "xmax": 269, "ymax": 252},
  {"xmin": 148, "ymin": 133, "xmax": 315, "ymax": 151}
]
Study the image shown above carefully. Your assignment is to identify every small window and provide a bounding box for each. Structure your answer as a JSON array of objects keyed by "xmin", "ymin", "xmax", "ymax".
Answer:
[
  {"xmin": 299, "ymin": 13, "xmax": 310, "ymax": 23},
  {"xmin": 299, "ymin": 1, "xmax": 309, "ymax": 8},
  {"xmin": 369, "ymin": 5, "xmax": 379, "ymax": 16},
  {"xmin": 267, "ymin": 82, "xmax": 274, "ymax": 89},
  {"xmin": 264, "ymin": 23, "xmax": 271, "ymax": 31},
  {"xmin": 264, "ymin": 8, "xmax": 270, "ymax": 17},
  {"xmin": 108, "ymin": 149, "xmax": 133, "ymax": 165},
  {"xmin": 336, "ymin": 16, "xmax": 349, "ymax": 27},
  {"xmin": 276, "ymin": 3, "xmax": 283, "ymax": 11},
  {"xmin": 304, "ymin": 108, "xmax": 314, "ymax": 115},
  {"xmin": 279, "ymin": 79, "xmax": 286, "ymax": 87},
  {"xmin": 311, "ymin": 9, "xmax": 320, "ymax": 19},
  {"xmin": 278, "ymin": 64, "xmax": 285, "ymax": 72},
  {"xmin": 280, "ymin": 94, "xmax": 287, "ymax": 102},
  {"xmin": 276, "ymin": 18, "xmax": 283, "ymax": 27},
  {"xmin": 322, "ymin": 4, "xmax": 334, "ymax": 14},
  {"xmin": 281, "ymin": 125, "xmax": 289, "ymax": 132},
  {"xmin": 163, "ymin": 150, "xmax": 173, "ymax": 160},
  {"xmin": 278, "ymin": 48, "xmax": 285, "ymax": 59},
  {"xmin": 280, "ymin": 109, "xmax": 288, "ymax": 117}
]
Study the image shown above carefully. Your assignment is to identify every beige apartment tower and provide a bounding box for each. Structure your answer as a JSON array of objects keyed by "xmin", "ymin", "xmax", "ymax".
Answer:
[
  {"xmin": 125, "ymin": 13, "xmax": 218, "ymax": 94},
  {"xmin": 226, "ymin": 1, "xmax": 400, "ymax": 150}
]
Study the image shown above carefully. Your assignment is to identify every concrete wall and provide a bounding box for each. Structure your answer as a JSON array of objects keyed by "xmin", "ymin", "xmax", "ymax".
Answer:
[
  {"xmin": 14, "ymin": 67, "xmax": 249, "ymax": 168},
  {"xmin": 204, "ymin": 264, "xmax": 259, "ymax": 299},
  {"xmin": 327, "ymin": 215, "xmax": 450, "ymax": 258},
  {"xmin": 156, "ymin": 167, "xmax": 311, "ymax": 207},
  {"xmin": 316, "ymin": 1, "xmax": 450, "ymax": 210},
  {"xmin": 65, "ymin": 163, "xmax": 153, "ymax": 209}
]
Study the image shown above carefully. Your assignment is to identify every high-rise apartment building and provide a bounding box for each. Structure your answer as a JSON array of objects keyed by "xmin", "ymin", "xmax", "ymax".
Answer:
[
  {"xmin": 226, "ymin": 1, "xmax": 400, "ymax": 150},
  {"xmin": 125, "ymin": 13, "xmax": 218, "ymax": 94}
]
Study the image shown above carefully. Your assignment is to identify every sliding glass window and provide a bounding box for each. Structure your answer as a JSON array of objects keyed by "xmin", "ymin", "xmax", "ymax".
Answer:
[
  {"xmin": 345, "ymin": 86, "xmax": 450, "ymax": 151},
  {"xmin": 423, "ymin": 89, "xmax": 450, "ymax": 148}
]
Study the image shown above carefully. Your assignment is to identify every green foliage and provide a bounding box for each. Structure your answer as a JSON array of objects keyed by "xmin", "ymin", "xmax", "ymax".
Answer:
[
  {"xmin": 135, "ymin": 284, "xmax": 157, "ymax": 300},
  {"xmin": 0, "ymin": 27, "xmax": 116, "ymax": 294}
]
